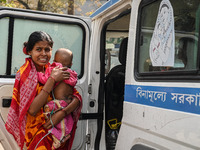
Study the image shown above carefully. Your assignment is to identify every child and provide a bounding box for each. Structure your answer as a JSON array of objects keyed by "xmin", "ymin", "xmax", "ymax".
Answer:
[{"xmin": 38, "ymin": 48, "xmax": 77, "ymax": 149}]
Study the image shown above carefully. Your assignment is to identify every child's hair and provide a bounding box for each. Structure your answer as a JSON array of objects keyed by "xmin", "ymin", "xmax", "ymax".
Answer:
[
  {"xmin": 54, "ymin": 48, "xmax": 73, "ymax": 68},
  {"xmin": 24, "ymin": 31, "xmax": 53, "ymax": 54}
]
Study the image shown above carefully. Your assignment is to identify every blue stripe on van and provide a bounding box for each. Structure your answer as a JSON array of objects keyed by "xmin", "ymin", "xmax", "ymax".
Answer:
[
  {"xmin": 125, "ymin": 84, "xmax": 200, "ymax": 115},
  {"xmin": 90, "ymin": 0, "xmax": 120, "ymax": 18}
]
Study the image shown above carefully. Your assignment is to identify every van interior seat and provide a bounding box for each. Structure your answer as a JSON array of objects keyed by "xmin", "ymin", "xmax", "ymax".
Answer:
[{"xmin": 105, "ymin": 37, "xmax": 128, "ymax": 133}]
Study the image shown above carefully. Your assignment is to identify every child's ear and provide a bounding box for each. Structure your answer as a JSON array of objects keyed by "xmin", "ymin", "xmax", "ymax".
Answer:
[{"xmin": 70, "ymin": 62, "xmax": 72, "ymax": 68}]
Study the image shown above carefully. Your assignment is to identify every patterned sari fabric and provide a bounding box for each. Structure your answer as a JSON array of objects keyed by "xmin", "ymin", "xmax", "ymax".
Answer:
[
  {"xmin": 5, "ymin": 58, "xmax": 82, "ymax": 150},
  {"xmin": 25, "ymin": 84, "xmax": 53, "ymax": 150},
  {"xmin": 5, "ymin": 58, "xmax": 39, "ymax": 150}
]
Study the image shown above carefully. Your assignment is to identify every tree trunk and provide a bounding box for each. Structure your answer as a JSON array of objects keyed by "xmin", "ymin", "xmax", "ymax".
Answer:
[
  {"xmin": 37, "ymin": 0, "xmax": 43, "ymax": 11},
  {"xmin": 68, "ymin": 0, "xmax": 74, "ymax": 15}
]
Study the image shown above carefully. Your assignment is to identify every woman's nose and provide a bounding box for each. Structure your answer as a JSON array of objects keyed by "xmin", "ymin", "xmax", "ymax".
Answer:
[{"xmin": 41, "ymin": 49, "xmax": 46, "ymax": 55}]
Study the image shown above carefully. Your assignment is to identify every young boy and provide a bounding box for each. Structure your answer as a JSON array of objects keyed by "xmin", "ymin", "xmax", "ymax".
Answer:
[{"xmin": 38, "ymin": 48, "xmax": 77, "ymax": 149}]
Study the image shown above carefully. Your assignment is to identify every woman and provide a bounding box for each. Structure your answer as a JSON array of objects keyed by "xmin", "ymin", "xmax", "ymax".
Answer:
[{"xmin": 5, "ymin": 31, "xmax": 82, "ymax": 150}]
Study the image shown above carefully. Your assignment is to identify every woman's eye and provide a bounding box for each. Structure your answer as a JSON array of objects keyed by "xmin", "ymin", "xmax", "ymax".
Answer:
[
  {"xmin": 36, "ymin": 48, "xmax": 41, "ymax": 51},
  {"xmin": 45, "ymin": 48, "xmax": 51, "ymax": 52}
]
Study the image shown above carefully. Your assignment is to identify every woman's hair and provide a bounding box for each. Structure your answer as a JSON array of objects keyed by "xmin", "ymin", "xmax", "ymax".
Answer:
[{"xmin": 23, "ymin": 31, "xmax": 53, "ymax": 54}]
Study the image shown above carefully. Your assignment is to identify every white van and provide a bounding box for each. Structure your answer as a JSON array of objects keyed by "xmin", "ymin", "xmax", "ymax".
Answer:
[{"xmin": 1, "ymin": 0, "xmax": 200, "ymax": 149}]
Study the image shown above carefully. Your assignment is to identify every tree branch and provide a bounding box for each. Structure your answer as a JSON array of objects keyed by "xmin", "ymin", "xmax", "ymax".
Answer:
[{"xmin": 16, "ymin": 0, "xmax": 30, "ymax": 9}]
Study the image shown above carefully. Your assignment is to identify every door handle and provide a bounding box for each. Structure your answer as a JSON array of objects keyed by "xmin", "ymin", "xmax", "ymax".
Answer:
[{"xmin": 2, "ymin": 98, "xmax": 12, "ymax": 107}]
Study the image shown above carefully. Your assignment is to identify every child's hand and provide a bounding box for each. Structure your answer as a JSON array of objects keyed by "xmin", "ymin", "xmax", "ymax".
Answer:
[{"xmin": 50, "ymin": 66, "xmax": 70, "ymax": 82}]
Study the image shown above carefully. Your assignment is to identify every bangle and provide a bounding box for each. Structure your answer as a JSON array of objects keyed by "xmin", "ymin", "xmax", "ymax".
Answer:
[
  {"xmin": 61, "ymin": 108, "xmax": 68, "ymax": 116},
  {"xmin": 41, "ymin": 88, "xmax": 50, "ymax": 94},
  {"xmin": 49, "ymin": 76, "xmax": 56, "ymax": 83}
]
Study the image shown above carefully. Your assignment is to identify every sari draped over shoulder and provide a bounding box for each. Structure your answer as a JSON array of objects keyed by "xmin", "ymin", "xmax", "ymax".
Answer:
[
  {"xmin": 5, "ymin": 58, "xmax": 39, "ymax": 149},
  {"xmin": 5, "ymin": 57, "xmax": 82, "ymax": 150}
]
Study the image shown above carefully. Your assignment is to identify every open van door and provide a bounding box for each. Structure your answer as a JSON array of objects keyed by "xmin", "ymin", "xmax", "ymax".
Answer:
[
  {"xmin": 0, "ymin": 7, "xmax": 90, "ymax": 150},
  {"xmin": 88, "ymin": 0, "xmax": 132, "ymax": 150}
]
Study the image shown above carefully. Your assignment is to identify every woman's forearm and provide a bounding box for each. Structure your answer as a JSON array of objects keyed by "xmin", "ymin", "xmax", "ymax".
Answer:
[
  {"xmin": 62, "ymin": 97, "xmax": 80, "ymax": 116},
  {"xmin": 28, "ymin": 67, "xmax": 70, "ymax": 116},
  {"xmin": 43, "ymin": 97, "xmax": 80, "ymax": 129},
  {"xmin": 28, "ymin": 77, "xmax": 55, "ymax": 116}
]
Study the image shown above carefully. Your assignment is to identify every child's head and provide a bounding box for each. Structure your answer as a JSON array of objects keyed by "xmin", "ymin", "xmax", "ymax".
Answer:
[{"xmin": 54, "ymin": 48, "xmax": 73, "ymax": 68}]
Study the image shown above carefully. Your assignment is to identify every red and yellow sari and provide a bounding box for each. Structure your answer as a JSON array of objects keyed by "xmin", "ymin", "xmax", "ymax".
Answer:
[{"xmin": 5, "ymin": 58, "xmax": 82, "ymax": 150}]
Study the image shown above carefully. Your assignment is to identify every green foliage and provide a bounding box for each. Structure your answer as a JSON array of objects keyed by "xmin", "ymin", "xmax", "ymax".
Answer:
[
  {"xmin": 0, "ymin": 0, "xmax": 17, "ymax": 7},
  {"xmin": 0, "ymin": 0, "xmax": 104, "ymax": 16},
  {"xmin": 0, "ymin": 0, "xmax": 6, "ymax": 3}
]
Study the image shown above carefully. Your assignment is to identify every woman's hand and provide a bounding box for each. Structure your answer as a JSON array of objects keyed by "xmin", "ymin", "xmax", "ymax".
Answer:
[
  {"xmin": 43, "ymin": 109, "xmax": 66, "ymax": 129},
  {"xmin": 43, "ymin": 96, "xmax": 80, "ymax": 129},
  {"xmin": 50, "ymin": 66, "xmax": 70, "ymax": 82},
  {"xmin": 29, "ymin": 67, "xmax": 71, "ymax": 116}
]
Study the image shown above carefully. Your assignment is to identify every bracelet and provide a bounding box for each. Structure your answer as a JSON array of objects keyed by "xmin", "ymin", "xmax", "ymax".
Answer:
[
  {"xmin": 61, "ymin": 108, "xmax": 68, "ymax": 116},
  {"xmin": 41, "ymin": 88, "xmax": 50, "ymax": 94},
  {"xmin": 49, "ymin": 76, "xmax": 56, "ymax": 83}
]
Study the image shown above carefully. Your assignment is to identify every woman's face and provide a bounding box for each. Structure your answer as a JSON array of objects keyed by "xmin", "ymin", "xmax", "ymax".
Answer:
[{"xmin": 28, "ymin": 41, "xmax": 52, "ymax": 72}]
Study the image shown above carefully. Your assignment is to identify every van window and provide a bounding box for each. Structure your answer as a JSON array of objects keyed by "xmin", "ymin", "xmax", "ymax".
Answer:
[
  {"xmin": 0, "ymin": 18, "xmax": 9, "ymax": 75},
  {"xmin": 105, "ymin": 13, "xmax": 130, "ymax": 74},
  {"xmin": 106, "ymin": 31, "xmax": 128, "ymax": 72},
  {"xmin": 136, "ymin": 0, "xmax": 199, "ymax": 77},
  {"xmin": 0, "ymin": 16, "xmax": 84, "ymax": 77}
]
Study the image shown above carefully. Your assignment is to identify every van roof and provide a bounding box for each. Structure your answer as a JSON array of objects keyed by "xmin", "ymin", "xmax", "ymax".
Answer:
[{"xmin": 90, "ymin": 0, "xmax": 121, "ymax": 18}]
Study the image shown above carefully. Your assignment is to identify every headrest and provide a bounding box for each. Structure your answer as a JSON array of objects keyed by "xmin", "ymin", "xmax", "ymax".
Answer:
[{"xmin": 118, "ymin": 37, "xmax": 128, "ymax": 65}]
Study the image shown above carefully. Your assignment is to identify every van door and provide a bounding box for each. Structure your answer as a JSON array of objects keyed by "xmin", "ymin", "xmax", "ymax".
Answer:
[
  {"xmin": 0, "ymin": 7, "xmax": 90, "ymax": 150},
  {"xmin": 88, "ymin": 0, "xmax": 132, "ymax": 150},
  {"xmin": 116, "ymin": 0, "xmax": 200, "ymax": 149}
]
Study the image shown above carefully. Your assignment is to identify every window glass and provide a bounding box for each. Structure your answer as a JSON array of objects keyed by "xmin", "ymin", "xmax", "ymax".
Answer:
[
  {"xmin": 138, "ymin": 0, "xmax": 199, "ymax": 73},
  {"xmin": 0, "ymin": 18, "xmax": 9, "ymax": 75},
  {"xmin": 106, "ymin": 31, "xmax": 128, "ymax": 71},
  {"xmin": 105, "ymin": 13, "xmax": 130, "ymax": 74},
  {"xmin": 12, "ymin": 18, "xmax": 83, "ymax": 75}
]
